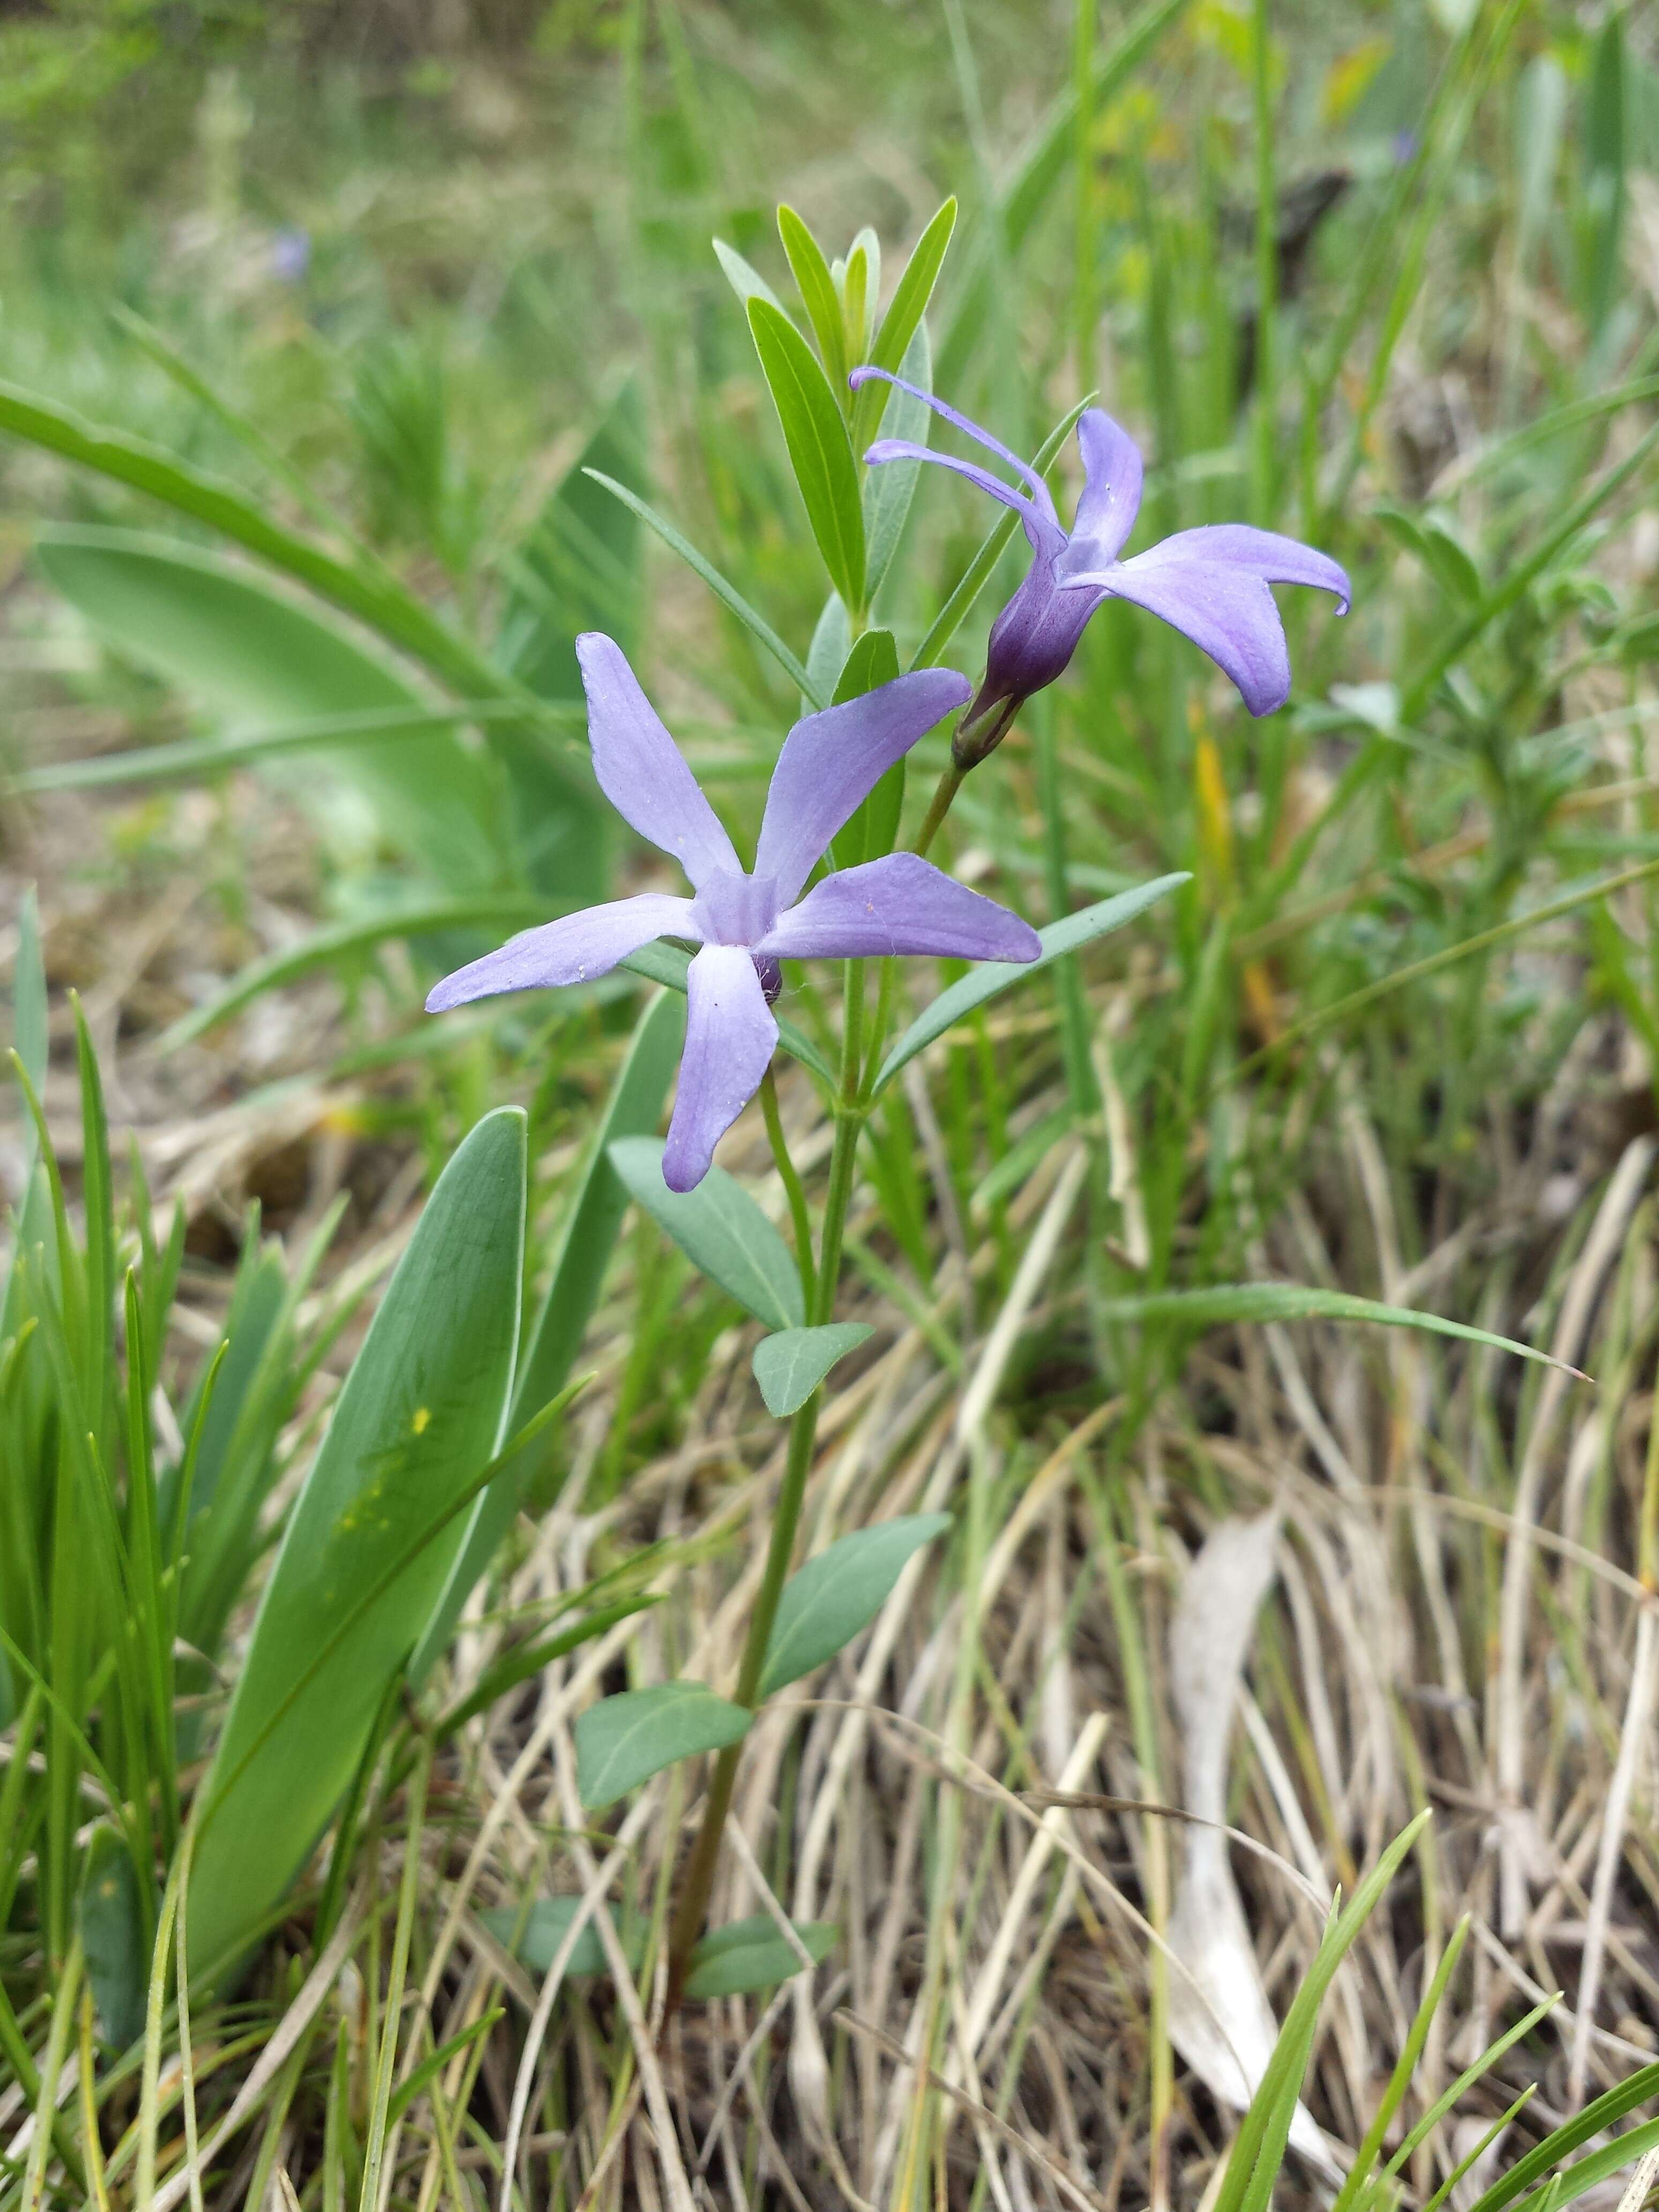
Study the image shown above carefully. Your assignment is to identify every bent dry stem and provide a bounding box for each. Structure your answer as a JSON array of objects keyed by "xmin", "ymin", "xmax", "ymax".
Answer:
[{"xmin": 664, "ymin": 973, "xmax": 870, "ymax": 2006}]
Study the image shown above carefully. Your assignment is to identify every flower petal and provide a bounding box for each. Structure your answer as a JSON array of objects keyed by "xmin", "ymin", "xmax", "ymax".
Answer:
[
  {"xmin": 862, "ymin": 440, "xmax": 1066, "ymax": 562},
  {"xmin": 425, "ymin": 894, "xmax": 699, "ymax": 1011},
  {"xmin": 1062, "ymin": 525, "xmax": 1350, "ymax": 717},
  {"xmin": 662, "ymin": 945, "xmax": 778, "ymax": 1192},
  {"xmin": 754, "ymin": 669, "xmax": 971, "ymax": 907},
  {"xmin": 1067, "ymin": 410, "xmax": 1144, "ymax": 564},
  {"xmin": 851, "ymin": 368, "xmax": 1059, "ymax": 520},
  {"xmin": 1126, "ymin": 524, "xmax": 1351, "ymax": 612},
  {"xmin": 760, "ymin": 853, "xmax": 1040, "ymax": 963},
  {"xmin": 576, "ymin": 633, "xmax": 741, "ymax": 889},
  {"xmin": 1071, "ymin": 558, "xmax": 1293, "ymax": 716}
]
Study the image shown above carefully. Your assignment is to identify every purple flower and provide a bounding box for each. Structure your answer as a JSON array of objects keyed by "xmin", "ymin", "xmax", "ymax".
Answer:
[
  {"xmin": 427, "ymin": 634, "xmax": 1040, "ymax": 1191},
  {"xmin": 270, "ymin": 226, "xmax": 311, "ymax": 283},
  {"xmin": 853, "ymin": 370, "xmax": 1351, "ymax": 765}
]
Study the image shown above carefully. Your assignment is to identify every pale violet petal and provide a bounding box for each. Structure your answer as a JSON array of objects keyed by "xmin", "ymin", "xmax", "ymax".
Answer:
[
  {"xmin": 425, "ymin": 894, "xmax": 699, "ymax": 1011},
  {"xmin": 1071, "ymin": 559, "xmax": 1294, "ymax": 718},
  {"xmin": 851, "ymin": 369, "xmax": 1058, "ymax": 519},
  {"xmin": 759, "ymin": 853, "xmax": 1040, "ymax": 963},
  {"xmin": 577, "ymin": 633, "xmax": 741, "ymax": 889},
  {"xmin": 1067, "ymin": 410, "xmax": 1145, "ymax": 564},
  {"xmin": 863, "ymin": 441, "xmax": 1066, "ymax": 562},
  {"xmin": 1125, "ymin": 524, "xmax": 1351, "ymax": 612},
  {"xmin": 754, "ymin": 669, "xmax": 970, "ymax": 908},
  {"xmin": 662, "ymin": 944, "xmax": 778, "ymax": 1192}
]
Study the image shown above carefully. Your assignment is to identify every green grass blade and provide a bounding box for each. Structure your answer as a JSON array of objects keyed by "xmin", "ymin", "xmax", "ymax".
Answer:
[
  {"xmin": 1097, "ymin": 1285, "xmax": 1583, "ymax": 1378},
  {"xmin": 584, "ymin": 466, "xmax": 823, "ymax": 705}
]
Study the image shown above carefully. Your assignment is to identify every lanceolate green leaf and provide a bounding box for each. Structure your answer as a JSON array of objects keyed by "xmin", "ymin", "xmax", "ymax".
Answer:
[
  {"xmin": 760, "ymin": 1515, "xmax": 951, "ymax": 1697},
  {"xmin": 683, "ymin": 1915, "xmax": 838, "ymax": 2000},
  {"xmin": 851, "ymin": 196, "xmax": 957, "ymax": 450},
  {"xmin": 876, "ymin": 876, "xmax": 1187, "ymax": 1092},
  {"xmin": 776, "ymin": 206, "xmax": 850, "ymax": 402},
  {"xmin": 746, "ymin": 297, "xmax": 866, "ymax": 613},
  {"xmin": 575, "ymin": 1683, "xmax": 751, "ymax": 1809},
  {"xmin": 36, "ymin": 528, "xmax": 502, "ymax": 891},
  {"xmin": 712, "ymin": 237, "xmax": 787, "ymax": 316},
  {"xmin": 751, "ymin": 1325, "xmax": 873, "ymax": 1419},
  {"xmin": 409, "ymin": 992, "xmax": 685, "ymax": 1682},
  {"xmin": 1098, "ymin": 1285, "xmax": 1583, "ymax": 1379},
  {"xmin": 608, "ymin": 1137, "xmax": 805, "ymax": 1331},
  {"xmin": 187, "ymin": 1108, "xmax": 527, "ymax": 1980}
]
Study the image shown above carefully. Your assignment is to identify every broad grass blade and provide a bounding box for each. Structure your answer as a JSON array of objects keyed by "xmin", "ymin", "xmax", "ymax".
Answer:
[
  {"xmin": 186, "ymin": 1108, "xmax": 527, "ymax": 1979},
  {"xmin": 36, "ymin": 527, "xmax": 503, "ymax": 890}
]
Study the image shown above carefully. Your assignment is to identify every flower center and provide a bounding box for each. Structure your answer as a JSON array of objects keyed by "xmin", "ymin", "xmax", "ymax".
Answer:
[{"xmin": 690, "ymin": 869, "xmax": 780, "ymax": 948}]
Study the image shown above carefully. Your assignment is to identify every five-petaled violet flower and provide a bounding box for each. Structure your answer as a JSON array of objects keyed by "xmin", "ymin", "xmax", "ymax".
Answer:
[
  {"xmin": 427, "ymin": 635, "xmax": 1041, "ymax": 1191},
  {"xmin": 853, "ymin": 369, "xmax": 1352, "ymax": 766}
]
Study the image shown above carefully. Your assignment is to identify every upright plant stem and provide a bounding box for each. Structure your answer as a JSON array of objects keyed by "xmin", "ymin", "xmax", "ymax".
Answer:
[
  {"xmin": 1249, "ymin": 0, "xmax": 1277, "ymax": 528},
  {"xmin": 760, "ymin": 1066, "xmax": 816, "ymax": 1310},
  {"xmin": 665, "ymin": 973, "xmax": 868, "ymax": 2006},
  {"xmin": 914, "ymin": 762, "xmax": 965, "ymax": 857}
]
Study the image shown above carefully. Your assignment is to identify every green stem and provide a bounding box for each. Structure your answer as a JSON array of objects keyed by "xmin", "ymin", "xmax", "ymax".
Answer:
[
  {"xmin": 760, "ymin": 1065, "xmax": 816, "ymax": 1311},
  {"xmin": 664, "ymin": 976, "xmax": 869, "ymax": 2009},
  {"xmin": 914, "ymin": 762, "xmax": 965, "ymax": 858}
]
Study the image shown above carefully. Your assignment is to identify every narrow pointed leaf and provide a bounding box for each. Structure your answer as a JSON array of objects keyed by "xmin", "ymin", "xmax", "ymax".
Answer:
[
  {"xmin": 79, "ymin": 1828, "xmax": 147, "ymax": 2050},
  {"xmin": 410, "ymin": 992, "xmax": 685, "ymax": 1680},
  {"xmin": 683, "ymin": 1914, "xmax": 838, "ymax": 2000},
  {"xmin": 609, "ymin": 1137, "xmax": 804, "ymax": 1329},
  {"xmin": 576, "ymin": 1683, "xmax": 750, "ymax": 1809},
  {"xmin": 752, "ymin": 1324, "xmax": 873, "ymax": 1418},
  {"xmin": 747, "ymin": 297, "xmax": 865, "ymax": 612},
  {"xmin": 851, "ymin": 196, "xmax": 957, "ymax": 449},
  {"xmin": 760, "ymin": 1514, "xmax": 952, "ymax": 1697},
  {"xmin": 1097, "ymin": 1284, "xmax": 1585, "ymax": 1378},
  {"xmin": 585, "ymin": 468, "xmax": 823, "ymax": 706},
  {"xmin": 712, "ymin": 238, "xmax": 787, "ymax": 316},
  {"xmin": 777, "ymin": 206, "xmax": 849, "ymax": 400},
  {"xmin": 876, "ymin": 876, "xmax": 1187, "ymax": 1092}
]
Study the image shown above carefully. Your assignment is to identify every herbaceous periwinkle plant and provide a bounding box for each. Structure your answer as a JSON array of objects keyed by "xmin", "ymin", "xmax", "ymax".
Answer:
[{"xmin": 423, "ymin": 199, "xmax": 1350, "ymax": 2003}]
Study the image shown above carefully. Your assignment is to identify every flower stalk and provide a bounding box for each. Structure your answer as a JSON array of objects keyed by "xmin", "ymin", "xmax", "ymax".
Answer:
[{"xmin": 664, "ymin": 975, "xmax": 869, "ymax": 2008}]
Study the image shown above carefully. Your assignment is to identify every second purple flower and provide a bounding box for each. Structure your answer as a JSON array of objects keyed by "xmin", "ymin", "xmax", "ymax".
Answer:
[{"xmin": 854, "ymin": 370, "xmax": 1351, "ymax": 765}]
